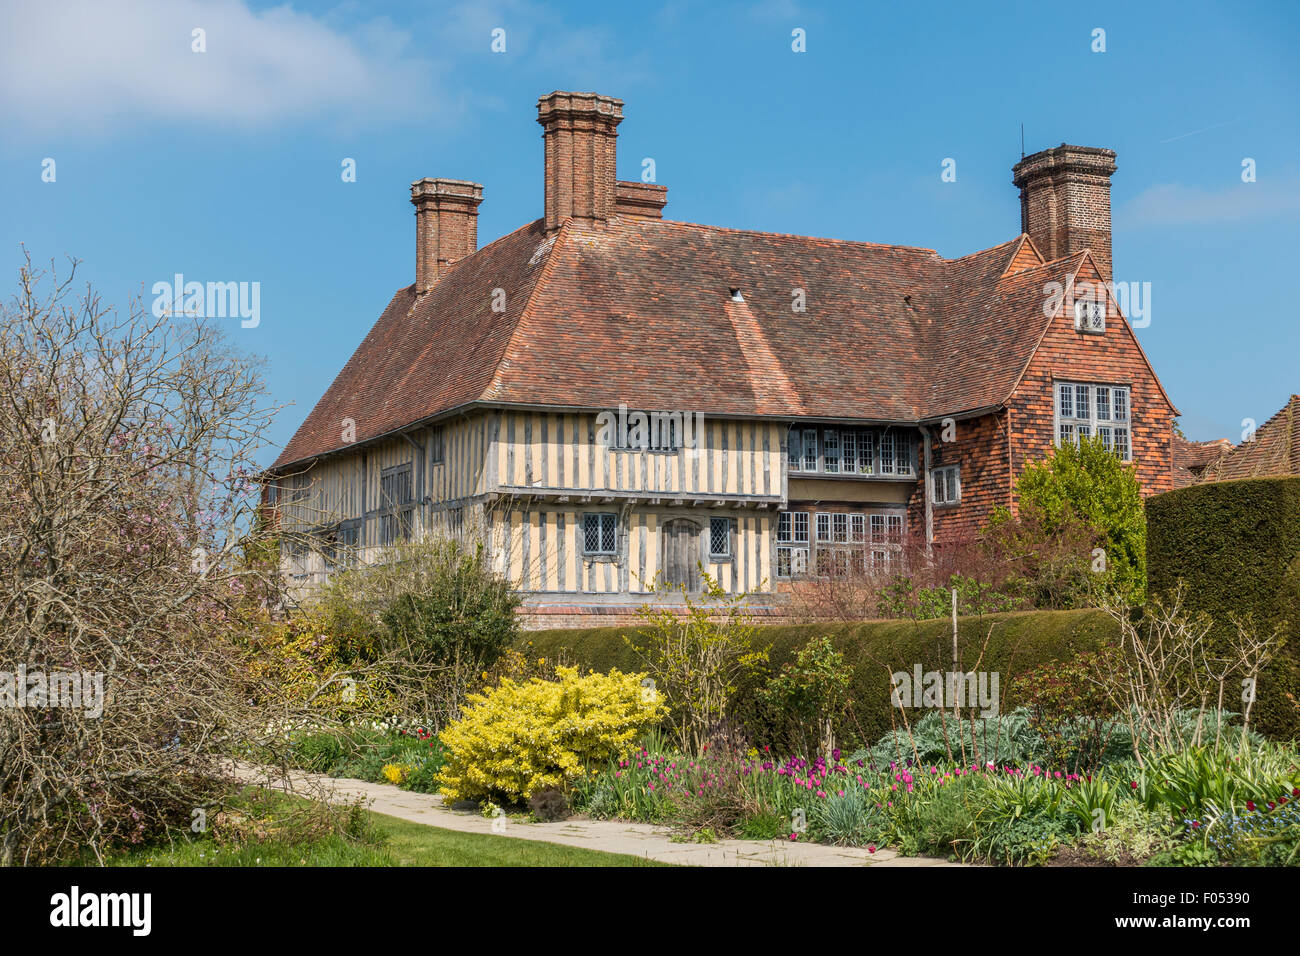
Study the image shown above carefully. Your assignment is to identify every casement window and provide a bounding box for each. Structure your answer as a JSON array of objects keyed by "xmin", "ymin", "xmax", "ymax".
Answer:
[
  {"xmin": 610, "ymin": 414, "xmax": 682, "ymax": 452},
  {"xmin": 931, "ymin": 465, "xmax": 961, "ymax": 506},
  {"xmin": 379, "ymin": 510, "xmax": 412, "ymax": 546},
  {"xmin": 1056, "ymin": 382, "xmax": 1132, "ymax": 461},
  {"xmin": 430, "ymin": 425, "xmax": 446, "ymax": 465},
  {"xmin": 822, "ymin": 429, "xmax": 841, "ymax": 473},
  {"xmin": 378, "ymin": 464, "xmax": 415, "ymax": 546},
  {"xmin": 709, "ymin": 517, "xmax": 733, "ymax": 560},
  {"xmin": 870, "ymin": 513, "xmax": 904, "ymax": 544},
  {"xmin": 802, "ymin": 429, "xmax": 819, "ymax": 472},
  {"xmin": 1074, "ymin": 298, "xmax": 1106, "ymax": 333},
  {"xmin": 879, "ymin": 430, "xmax": 913, "ymax": 476},
  {"xmin": 335, "ymin": 521, "xmax": 360, "ymax": 567},
  {"xmin": 784, "ymin": 426, "xmax": 908, "ymax": 476},
  {"xmin": 380, "ymin": 463, "xmax": 413, "ymax": 509},
  {"xmin": 794, "ymin": 509, "xmax": 905, "ymax": 578},
  {"xmin": 582, "ymin": 512, "xmax": 618, "ymax": 556},
  {"xmin": 776, "ymin": 510, "xmax": 810, "ymax": 578}
]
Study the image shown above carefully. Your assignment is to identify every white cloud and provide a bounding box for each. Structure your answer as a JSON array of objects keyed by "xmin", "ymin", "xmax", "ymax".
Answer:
[
  {"xmin": 0, "ymin": 0, "xmax": 450, "ymax": 134},
  {"xmin": 1123, "ymin": 178, "xmax": 1300, "ymax": 226}
]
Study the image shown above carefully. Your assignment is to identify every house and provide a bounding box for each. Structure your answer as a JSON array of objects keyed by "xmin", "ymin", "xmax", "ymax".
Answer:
[
  {"xmin": 268, "ymin": 90, "xmax": 1178, "ymax": 627},
  {"xmin": 1197, "ymin": 395, "xmax": 1300, "ymax": 483},
  {"xmin": 1172, "ymin": 434, "xmax": 1233, "ymax": 488}
]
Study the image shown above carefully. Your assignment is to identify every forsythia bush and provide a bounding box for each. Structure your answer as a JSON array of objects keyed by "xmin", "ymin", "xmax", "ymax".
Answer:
[{"xmin": 437, "ymin": 666, "xmax": 666, "ymax": 803}]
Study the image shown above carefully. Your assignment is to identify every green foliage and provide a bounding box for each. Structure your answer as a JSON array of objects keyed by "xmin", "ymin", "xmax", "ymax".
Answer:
[
  {"xmin": 757, "ymin": 635, "xmax": 851, "ymax": 758},
  {"xmin": 1013, "ymin": 436, "xmax": 1147, "ymax": 604},
  {"xmin": 286, "ymin": 725, "xmax": 447, "ymax": 793},
  {"xmin": 1146, "ymin": 476, "xmax": 1300, "ymax": 739},
  {"xmin": 378, "ymin": 539, "xmax": 520, "ymax": 673},
  {"xmin": 876, "ymin": 574, "xmax": 1022, "ymax": 620},
  {"xmin": 807, "ymin": 784, "xmax": 886, "ymax": 846},
  {"xmin": 1132, "ymin": 743, "xmax": 1300, "ymax": 820},
  {"xmin": 1011, "ymin": 649, "xmax": 1121, "ymax": 772},
  {"xmin": 525, "ymin": 608, "xmax": 1123, "ymax": 751},
  {"xmin": 290, "ymin": 732, "xmax": 346, "ymax": 773},
  {"xmin": 626, "ymin": 573, "xmax": 770, "ymax": 755}
]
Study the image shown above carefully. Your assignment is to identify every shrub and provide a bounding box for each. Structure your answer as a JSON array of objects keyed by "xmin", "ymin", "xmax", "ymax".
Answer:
[
  {"xmin": 525, "ymin": 608, "xmax": 1122, "ymax": 751},
  {"xmin": 983, "ymin": 504, "xmax": 1100, "ymax": 610},
  {"xmin": 625, "ymin": 573, "xmax": 770, "ymax": 755},
  {"xmin": 436, "ymin": 666, "xmax": 665, "ymax": 804},
  {"xmin": 290, "ymin": 731, "xmax": 347, "ymax": 773},
  {"xmin": 1146, "ymin": 476, "xmax": 1300, "ymax": 739},
  {"xmin": 1007, "ymin": 435, "xmax": 1147, "ymax": 604},
  {"xmin": 876, "ymin": 573, "xmax": 1022, "ymax": 620},
  {"xmin": 1011, "ymin": 649, "xmax": 1121, "ymax": 772},
  {"xmin": 757, "ymin": 635, "xmax": 851, "ymax": 759}
]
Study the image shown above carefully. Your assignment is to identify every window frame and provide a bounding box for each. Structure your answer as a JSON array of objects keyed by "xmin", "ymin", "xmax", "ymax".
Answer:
[
  {"xmin": 582, "ymin": 512, "xmax": 618, "ymax": 556},
  {"xmin": 1055, "ymin": 381, "xmax": 1132, "ymax": 461},
  {"xmin": 708, "ymin": 516, "xmax": 733, "ymax": 561},
  {"xmin": 931, "ymin": 464, "xmax": 961, "ymax": 506},
  {"xmin": 783, "ymin": 425, "xmax": 910, "ymax": 477}
]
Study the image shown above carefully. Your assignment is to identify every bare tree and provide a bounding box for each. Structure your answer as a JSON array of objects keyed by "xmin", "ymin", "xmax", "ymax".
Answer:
[{"xmin": 0, "ymin": 252, "xmax": 288, "ymax": 863}]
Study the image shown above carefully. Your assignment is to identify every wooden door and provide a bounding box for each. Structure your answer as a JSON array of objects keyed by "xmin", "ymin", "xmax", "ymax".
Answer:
[{"xmin": 661, "ymin": 519, "xmax": 701, "ymax": 592}]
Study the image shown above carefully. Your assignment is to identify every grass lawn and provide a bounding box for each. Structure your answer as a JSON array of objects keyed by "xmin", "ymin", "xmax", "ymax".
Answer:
[{"xmin": 108, "ymin": 792, "xmax": 670, "ymax": 867}]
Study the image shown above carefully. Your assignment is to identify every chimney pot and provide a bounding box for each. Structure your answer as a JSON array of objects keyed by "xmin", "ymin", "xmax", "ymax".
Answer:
[
  {"xmin": 410, "ymin": 177, "xmax": 484, "ymax": 292},
  {"xmin": 1012, "ymin": 145, "xmax": 1117, "ymax": 281}
]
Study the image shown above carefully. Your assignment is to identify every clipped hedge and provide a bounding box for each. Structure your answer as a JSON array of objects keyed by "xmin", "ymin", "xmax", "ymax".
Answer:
[
  {"xmin": 521, "ymin": 609, "xmax": 1120, "ymax": 750},
  {"xmin": 1147, "ymin": 476, "xmax": 1300, "ymax": 740}
]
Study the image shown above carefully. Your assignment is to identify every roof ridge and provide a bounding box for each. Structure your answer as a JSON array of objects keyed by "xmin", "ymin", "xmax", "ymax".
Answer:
[{"xmin": 625, "ymin": 216, "xmax": 944, "ymax": 256}]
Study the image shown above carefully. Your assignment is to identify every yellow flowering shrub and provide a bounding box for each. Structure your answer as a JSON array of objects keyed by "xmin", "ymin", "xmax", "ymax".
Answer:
[
  {"xmin": 436, "ymin": 666, "xmax": 665, "ymax": 804},
  {"xmin": 381, "ymin": 762, "xmax": 410, "ymax": 784},
  {"xmin": 244, "ymin": 605, "xmax": 392, "ymax": 718}
]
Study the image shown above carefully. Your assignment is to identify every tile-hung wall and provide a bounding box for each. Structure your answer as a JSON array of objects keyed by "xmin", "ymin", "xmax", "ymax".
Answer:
[
  {"xmin": 489, "ymin": 411, "xmax": 787, "ymax": 499},
  {"xmin": 488, "ymin": 505, "xmax": 775, "ymax": 595}
]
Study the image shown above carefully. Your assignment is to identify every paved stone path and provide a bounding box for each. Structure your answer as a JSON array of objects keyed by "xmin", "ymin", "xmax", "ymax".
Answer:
[{"xmin": 240, "ymin": 765, "xmax": 962, "ymax": 867}]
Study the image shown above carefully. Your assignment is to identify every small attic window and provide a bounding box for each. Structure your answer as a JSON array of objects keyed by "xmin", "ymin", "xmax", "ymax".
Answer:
[
  {"xmin": 1074, "ymin": 299, "xmax": 1105, "ymax": 333},
  {"xmin": 729, "ymin": 287, "xmax": 744, "ymax": 302}
]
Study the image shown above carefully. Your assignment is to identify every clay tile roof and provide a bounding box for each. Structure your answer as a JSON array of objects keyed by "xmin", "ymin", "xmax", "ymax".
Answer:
[
  {"xmin": 272, "ymin": 217, "xmax": 1130, "ymax": 470},
  {"xmin": 1200, "ymin": 395, "xmax": 1300, "ymax": 482}
]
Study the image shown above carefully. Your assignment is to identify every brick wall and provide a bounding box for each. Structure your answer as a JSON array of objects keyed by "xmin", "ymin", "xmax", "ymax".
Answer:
[
  {"xmin": 1007, "ymin": 257, "xmax": 1175, "ymax": 501},
  {"xmin": 909, "ymin": 411, "xmax": 1012, "ymax": 543},
  {"xmin": 912, "ymin": 257, "xmax": 1174, "ymax": 546}
]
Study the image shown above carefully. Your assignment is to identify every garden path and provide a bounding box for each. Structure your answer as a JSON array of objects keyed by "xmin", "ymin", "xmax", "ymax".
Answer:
[{"xmin": 237, "ymin": 765, "xmax": 965, "ymax": 867}]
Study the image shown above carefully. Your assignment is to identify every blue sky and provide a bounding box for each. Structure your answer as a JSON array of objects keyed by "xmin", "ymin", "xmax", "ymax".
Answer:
[{"xmin": 2, "ymin": 0, "xmax": 1297, "ymax": 462}]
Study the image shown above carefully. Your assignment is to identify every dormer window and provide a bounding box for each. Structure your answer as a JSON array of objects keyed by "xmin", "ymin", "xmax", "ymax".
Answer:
[
  {"xmin": 729, "ymin": 287, "xmax": 744, "ymax": 302},
  {"xmin": 1074, "ymin": 298, "xmax": 1105, "ymax": 333}
]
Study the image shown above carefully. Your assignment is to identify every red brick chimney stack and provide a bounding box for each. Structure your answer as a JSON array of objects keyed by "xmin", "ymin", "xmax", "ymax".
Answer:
[
  {"xmin": 536, "ymin": 91, "xmax": 624, "ymax": 234},
  {"xmin": 1012, "ymin": 145, "xmax": 1118, "ymax": 281},
  {"xmin": 410, "ymin": 177, "xmax": 484, "ymax": 293}
]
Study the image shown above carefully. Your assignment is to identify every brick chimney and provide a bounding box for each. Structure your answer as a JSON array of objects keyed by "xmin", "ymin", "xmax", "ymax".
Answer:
[
  {"xmin": 1012, "ymin": 145, "xmax": 1118, "ymax": 281},
  {"xmin": 410, "ymin": 177, "xmax": 483, "ymax": 292},
  {"xmin": 536, "ymin": 91, "xmax": 623, "ymax": 233}
]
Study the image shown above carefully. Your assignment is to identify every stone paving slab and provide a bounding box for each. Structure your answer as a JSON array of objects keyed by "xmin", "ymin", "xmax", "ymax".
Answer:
[{"xmin": 235, "ymin": 764, "xmax": 964, "ymax": 868}]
